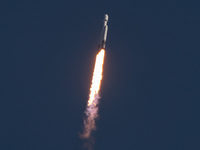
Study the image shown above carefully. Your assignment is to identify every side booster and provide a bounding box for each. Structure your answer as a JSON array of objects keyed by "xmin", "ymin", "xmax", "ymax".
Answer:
[{"xmin": 98, "ymin": 14, "xmax": 108, "ymax": 50}]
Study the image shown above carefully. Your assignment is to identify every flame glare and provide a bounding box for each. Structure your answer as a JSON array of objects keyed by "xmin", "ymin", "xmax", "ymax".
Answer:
[
  {"xmin": 80, "ymin": 49, "xmax": 105, "ymax": 149},
  {"xmin": 88, "ymin": 49, "xmax": 105, "ymax": 106}
]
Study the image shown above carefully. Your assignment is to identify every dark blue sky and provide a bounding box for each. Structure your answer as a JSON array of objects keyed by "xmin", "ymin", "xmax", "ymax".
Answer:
[{"xmin": 1, "ymin": 0, "xmax": 200, "ymax": 150}]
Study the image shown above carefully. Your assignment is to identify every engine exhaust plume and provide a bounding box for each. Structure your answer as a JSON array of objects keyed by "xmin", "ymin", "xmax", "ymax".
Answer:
[{"xmin": 80, "ymin": 49, "xmax": 105, "ymax": 149}]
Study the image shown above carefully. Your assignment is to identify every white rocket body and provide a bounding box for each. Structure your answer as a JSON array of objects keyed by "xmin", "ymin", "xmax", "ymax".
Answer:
[{"xmin": 98, "ymin": 14, "xmax": 108, "ymax": 50}]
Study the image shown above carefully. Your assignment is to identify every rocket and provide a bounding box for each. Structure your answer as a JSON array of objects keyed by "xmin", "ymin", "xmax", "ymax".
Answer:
[{"xmin": 98, "ymin": 14, "xmax": 108, "ymax": 50}]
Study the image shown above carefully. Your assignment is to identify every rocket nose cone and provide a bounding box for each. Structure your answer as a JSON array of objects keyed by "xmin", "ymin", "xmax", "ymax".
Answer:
[{"xmin": 104, "ymin": 14, "xmax": 108, "ymax": 21}]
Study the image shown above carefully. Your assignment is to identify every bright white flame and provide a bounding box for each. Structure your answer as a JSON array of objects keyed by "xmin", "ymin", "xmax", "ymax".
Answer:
[
  {"xmin": 88, "ymin": 49, "xmax": 105, "ymax": 106},
  {"xmin": 80, "ymin": 49, "xmax": 105, "ymax": 143}
]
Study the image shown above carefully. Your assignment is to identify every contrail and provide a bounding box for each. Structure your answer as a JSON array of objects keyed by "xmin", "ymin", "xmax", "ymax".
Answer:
[{"xmin": 80, "ymin": 49, "xmax": 105, "ymax": 150}]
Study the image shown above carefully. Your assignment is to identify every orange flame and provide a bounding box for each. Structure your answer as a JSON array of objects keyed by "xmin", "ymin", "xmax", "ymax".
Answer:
[{"xmin": 88, "ymin": 49, "xmax": 105, "ymax": 106}]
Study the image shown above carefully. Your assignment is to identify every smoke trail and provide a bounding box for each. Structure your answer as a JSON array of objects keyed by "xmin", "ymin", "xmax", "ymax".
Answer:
[
  {"xmin": 80, "ymin": 49, "xmax": 105, "ymax": 150},
  {"xmin": 82, "ymin": 94, "xmax": 99, "ymax": 138}
]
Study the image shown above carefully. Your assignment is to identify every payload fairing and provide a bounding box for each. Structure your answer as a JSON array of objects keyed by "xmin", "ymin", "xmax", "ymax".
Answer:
[{"xmin": 98, "ymin": 14, "xmax": 108, "ymax": 50}]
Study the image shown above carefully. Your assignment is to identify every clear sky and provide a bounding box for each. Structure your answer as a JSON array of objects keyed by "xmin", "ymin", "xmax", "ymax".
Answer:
[{"xmin": 1, "ymin": 0, "xmax": 200, "ymax": 150}]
